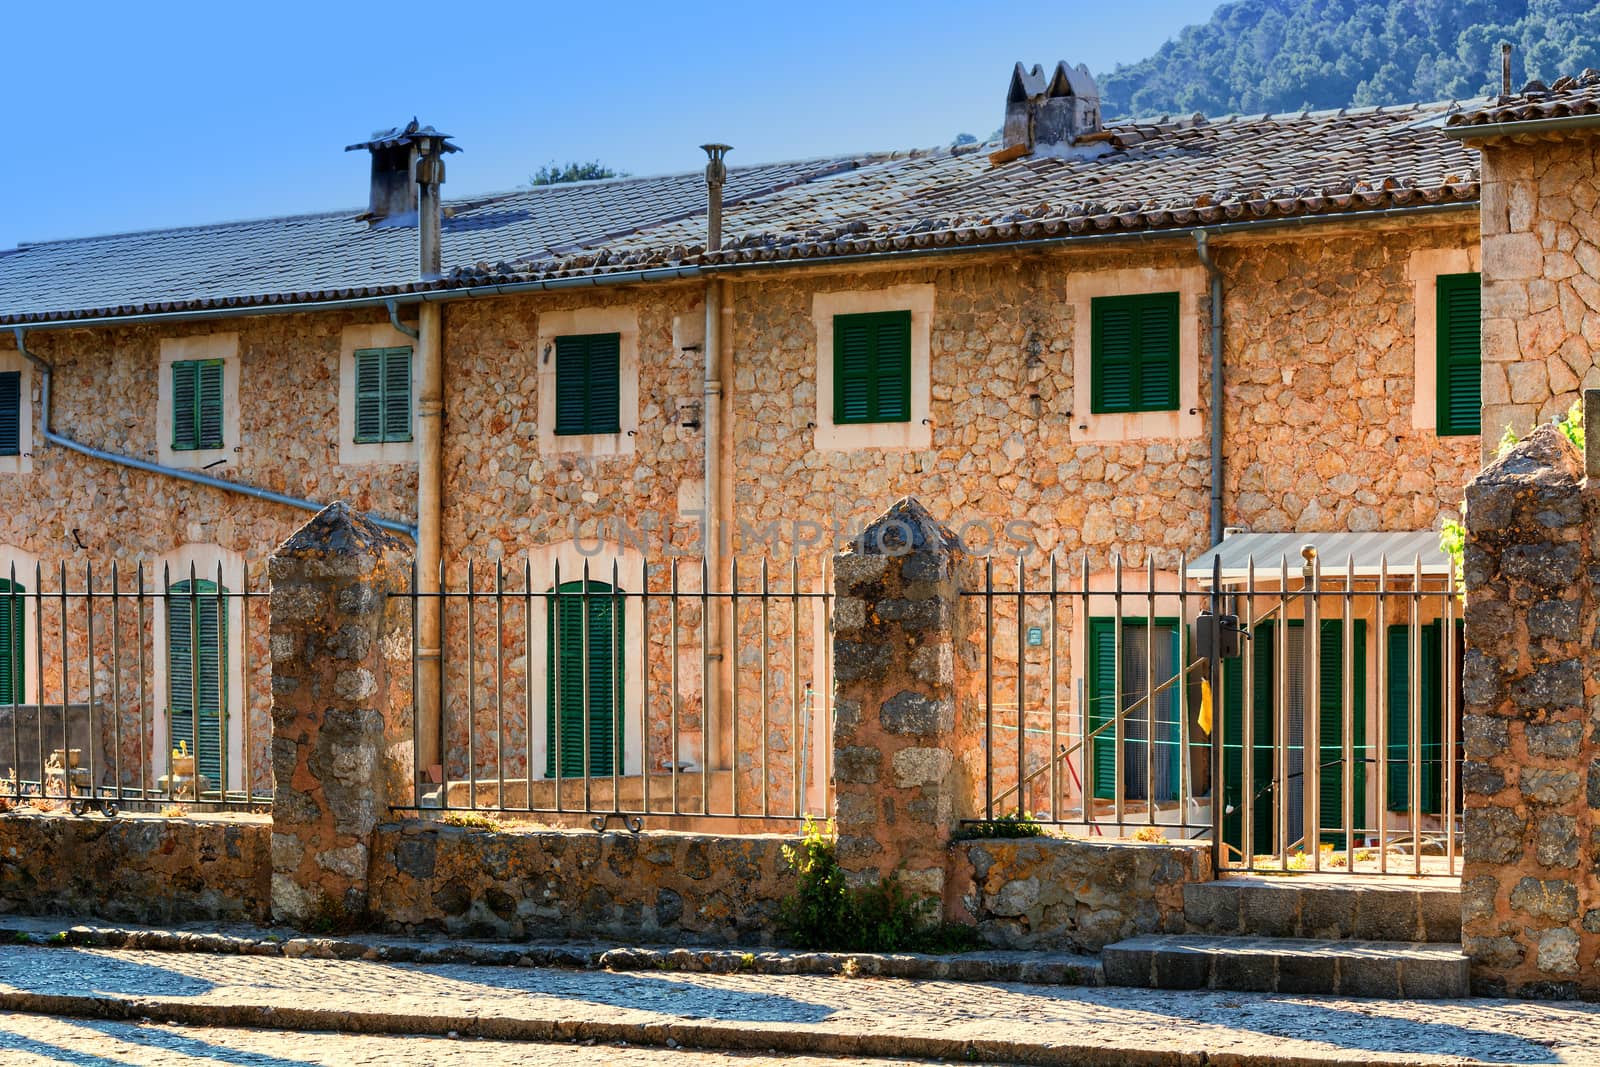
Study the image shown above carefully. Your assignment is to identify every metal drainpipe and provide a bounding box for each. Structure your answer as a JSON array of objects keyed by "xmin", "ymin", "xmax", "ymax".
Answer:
[
  {"xmin": 701, "ymin": 144, "xmax": 731, "ymax": 773},
  {"xmin": 11, "ymin": 327, "xmax": 418, "ymax": 540},
  {"xmin": 1195, "ymin": 231, "xmax": 1224, "ymax": 547}
]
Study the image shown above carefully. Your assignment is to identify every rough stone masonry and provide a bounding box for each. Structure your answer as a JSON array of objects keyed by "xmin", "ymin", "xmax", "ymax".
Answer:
[
  {"xmin": 830, "ymin": 497, "xmax": 982, "ymax": 901},
  {"xmin": 268, "ymin": 502, "xmax": 413, "ymax": 926},
  {"xmin": 1462, "ymin": 420, "xmax": 1600, "ymax": 997}
]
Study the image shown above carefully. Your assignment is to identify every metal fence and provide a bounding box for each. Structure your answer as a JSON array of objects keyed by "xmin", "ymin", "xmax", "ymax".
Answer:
[
  {"xmin": 967, "ymin": 549, "xmax": 1461, "ymax": 877},
  {"xmin": 0, "ymin": 562, "xmax": 273, "ymax": 814},
  {"xmin": 400, "ymin": 557, "xmax": 833, "ymax": 829}
]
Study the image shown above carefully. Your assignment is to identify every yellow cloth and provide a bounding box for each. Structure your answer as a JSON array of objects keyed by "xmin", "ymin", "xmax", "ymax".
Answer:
[{"xmin": 1198, "ymin": 676, "xmax": 1214, "ymax": 736}]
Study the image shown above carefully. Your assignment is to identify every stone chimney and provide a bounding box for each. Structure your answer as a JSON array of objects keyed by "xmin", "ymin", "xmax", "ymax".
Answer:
[
  {"xmin": 1001, "ymin": 61, "xmax": 1105, "ymax": 159},
  {"xmin": 345, "ymin": 119, "xmax": 460, "ymax": 229}
]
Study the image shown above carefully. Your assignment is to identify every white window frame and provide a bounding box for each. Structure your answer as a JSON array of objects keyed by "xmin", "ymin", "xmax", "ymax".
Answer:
[
  {"xmin": 1068, "ymin": 267, "xmax": 1205, "ymax": 443},
  {"xmin": 157, "ymin": 333, "xmax": 241, "ymax": 470},
  {"xmin": 812, "ymin": 284, "xmax": 934, "ymax": 451},
  {"xmin": 339, "ymin": 323, "xmax": 418, "ymax": 466},
  {"xmin": 150, "ymin": 543, "xmax": 247, "ymax": 792},
  {"xmin": 1407, "ymin": 247, "xmax": 1482, "ymax": 433},
  {"xmin": 537, "ymin": 307, "xmax": 640, "ymax": 459},
  {"xmin": 0, "ymin": 349, "xmax": 35, "ymax": 475}
]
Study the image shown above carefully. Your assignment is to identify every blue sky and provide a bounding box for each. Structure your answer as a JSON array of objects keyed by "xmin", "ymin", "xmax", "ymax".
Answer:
[{"xmin": 3, "ymin": 0, "xmax": 1216, "ymax": 250}]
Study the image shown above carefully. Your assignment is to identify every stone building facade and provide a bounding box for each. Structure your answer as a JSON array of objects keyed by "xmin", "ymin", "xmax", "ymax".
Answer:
[{"xmin": 0, "ymin": 80, "xmax": 1492, "ymax": 820}]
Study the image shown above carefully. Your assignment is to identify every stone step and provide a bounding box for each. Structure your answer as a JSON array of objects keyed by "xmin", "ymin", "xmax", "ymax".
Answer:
[
  {"xmin": 1183, "ymin": 876, "xmax": 1460, "ymax": 942},
  {"xmin": 1103, "ymin": 934, "xmax": 1469, "ymax": 998}
]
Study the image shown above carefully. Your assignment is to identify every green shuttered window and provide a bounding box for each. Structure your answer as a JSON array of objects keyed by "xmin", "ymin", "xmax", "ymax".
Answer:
[
  {"xmin": 1436, "ymin": 272, "xmax": 1481, "ymax": 436},
  {"xmin": 546, "ymin": 579, "xmax": 624, "ymax": 778},
  {"xmin": 1086, "ymin": 617, "xmax": 1182, "ymax": 803},
  {"xmin": 1091, "ymin": 292, "xmax": 1179, "ymax": 414},
  {"xmin": 0, "ymin": 372, "xmax": 20, "ymax": 457},
  {"xmin": 0, "ymin": 579, "xmax": 23, "ymax": 706},
  {"xmin": 554, "ymin": 333, "xmax": 622, "ymax": 436},
  {"xmin": 169, "ymin": 579, "xmax": 226, "ymax": 785},
  {"xmin": 833, "ymin": 311, "xmax": 912, "ymax": 425},
  {"xmin": 354, "ymin": 347, "xmax": 412, "ymax": 444},
  {"xmin": 172, "ymin": 360, "xmax": 225, "ymax": 451}
]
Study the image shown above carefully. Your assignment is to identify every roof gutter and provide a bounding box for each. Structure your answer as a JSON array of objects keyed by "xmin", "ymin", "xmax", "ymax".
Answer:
[
  {"xmin": 11, "ymin": 327, "xmax": 419, "ymax": 541},
  {"xmin": 2, "ymin": 202, "xmax": 1478, "ymax": 332},
  {"xmin": 1442, "ymin": 112, "xmax": 1600, "ymax": 141}
]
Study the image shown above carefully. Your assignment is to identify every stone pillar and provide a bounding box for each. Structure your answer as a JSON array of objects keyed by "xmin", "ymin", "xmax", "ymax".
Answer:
[
  {"xmin": 831, "ymin": 497, "xmax": 977, "ymax": 905},
  {"xmin": 268, "ymin": 503, "xmax": 412, "ymax": 926},
  {"xmin": 1463, "ymin": 422, "xmax": 1600, "ymax": 997}
]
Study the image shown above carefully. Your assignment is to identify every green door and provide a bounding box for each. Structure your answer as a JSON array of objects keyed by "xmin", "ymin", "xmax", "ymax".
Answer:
[
  {"xmin": 1087, "ymin": 617, "xmax": 1181, "ymax": 803},
  {"xmin": 1316, "ymin": 619, "xmax": 1368, "ymax": 846},
  {"xmin": 1221, "ymin": 619, "xmax": 1366, "ymax": 854},
  {"xmin": 0, "ymin": 578, "xmax": 23, "ymax": 706},
  {"xmin": 169, "ymin": 579, "xmax": 226, "ymax": 785},
  {"xmin": 1386, "ymin": 622, "xmax": 1453, "ymax": 814},
  {"xmin": 546, "ymin": 579, "xmax": 623, "ymax": 778},
  {"xmin": 1221, "ymin": 620, "xmax": 1275, "ymax": 859}
]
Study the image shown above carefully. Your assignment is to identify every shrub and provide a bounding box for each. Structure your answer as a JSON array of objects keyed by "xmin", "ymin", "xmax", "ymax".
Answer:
[
  {"xmin": 948, "ymin": 811, "xmax": 1047, "ymax": 841},
  {"xmin": 777, "ymin": 817, "xmax": 977, "ymax": 954}
]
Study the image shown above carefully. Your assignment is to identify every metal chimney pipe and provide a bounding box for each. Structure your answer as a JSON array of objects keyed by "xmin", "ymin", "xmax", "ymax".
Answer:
[
  {"xmin": 416, "ymin": 138, "xmax": 447, "ymax": 279},
  {"xmin": 1501, "ymin": 43, "xmax": 1513, "ymax": 99},
  {"xmin": 700, "ymin": 144, "xmax": 731, "ymax": 252}
]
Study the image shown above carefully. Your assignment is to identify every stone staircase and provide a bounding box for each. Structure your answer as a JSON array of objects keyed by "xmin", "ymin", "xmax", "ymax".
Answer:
[{"xmin": 1102, "ymin": 876, "xmax": 1469, "ymax": 998}]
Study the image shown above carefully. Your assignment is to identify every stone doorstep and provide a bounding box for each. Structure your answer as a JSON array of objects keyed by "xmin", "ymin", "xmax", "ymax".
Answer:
[
  {"xmin": 1103, "ymin": 934, "xmax": 1470, "ymax": 999},
  {"xmin": 1183, "ymin": 877, "xmax": 1462, "ymax": 943},
  {"xmin": 0, "ymin": 916, "xmax": 1102, "ymax": 987}
]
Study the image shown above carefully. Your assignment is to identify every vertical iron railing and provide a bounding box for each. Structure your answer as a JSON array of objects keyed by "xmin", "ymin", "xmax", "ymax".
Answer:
[
  {"xmin": 965, "ymin": 551, "xmax": 1461, "ymax": 877},
  {"xmin": 0, "ymin": 560, "xmax": 272, "ymax": 814},
  {"xmin": 400, "ymin": 555, "xmax": 832, "ymax": 826}
]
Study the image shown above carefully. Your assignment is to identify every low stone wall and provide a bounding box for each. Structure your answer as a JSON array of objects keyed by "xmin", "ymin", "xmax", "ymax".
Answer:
[
  {"xmin": 949, "ymin": 835, "xmax": 1212, "ymax": 952},
  {"xmin": 0, "ymin": 812, "xmax": 271, "ymax": 924},
  {"xmin": 368, "ymin": 822, "xmax": 798, "ymax": 943}
]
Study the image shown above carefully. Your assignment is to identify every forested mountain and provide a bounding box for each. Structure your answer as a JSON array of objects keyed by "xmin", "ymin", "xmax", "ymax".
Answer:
[{"xmin": 1098, "ymin": 0, "xmax": 1600, "ymax": 118}]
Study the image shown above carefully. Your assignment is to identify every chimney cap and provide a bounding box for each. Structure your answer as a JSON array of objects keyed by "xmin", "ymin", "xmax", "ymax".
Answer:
[{"xmin": 345, "ymin": 117, "xmax": 462, "ymax": 155}]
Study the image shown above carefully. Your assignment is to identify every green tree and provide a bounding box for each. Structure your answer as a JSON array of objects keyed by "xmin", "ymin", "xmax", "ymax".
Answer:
[
  {"xmin": 528, "ymin": 160, "xmax": 627, "ymax": 186},
  {"xmin": 1097, "ymin": 1, "xmax": 1600, "ymax": 119}
]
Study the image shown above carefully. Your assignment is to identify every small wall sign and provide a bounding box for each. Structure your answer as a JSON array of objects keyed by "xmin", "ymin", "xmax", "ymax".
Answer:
[{"xmin": 1026, "ymin": 626, "xmax": 1044, "ymax": 647}]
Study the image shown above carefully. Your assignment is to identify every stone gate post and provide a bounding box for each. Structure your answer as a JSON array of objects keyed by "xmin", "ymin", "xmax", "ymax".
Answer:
[
  {"xmin": 268, "ymin": 503, "xmax": 412, "ymax": 926},
  {"xmin": 1463, "ymin": 419, "xmax": 1600, "ymax": 997},
  {"xmin": 831, "ymin": 497, "xmax": 978, "ymax": 906}
]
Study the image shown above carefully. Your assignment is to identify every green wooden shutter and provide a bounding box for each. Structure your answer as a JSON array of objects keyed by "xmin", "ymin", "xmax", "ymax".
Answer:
[
  {"xmin": 1436, "ymin": 273, "xmax": 1481, "ymax": 436},
  {"xmin": 169, "ymin": 580, "xmax": 226, "ymax": 786},
  {"xmin": 354, "ymin": 349, "xmax": 385, "ymax": 443},
  {"xmin": 554, "ymin": 333, "xmax": 622, "ymax": 436},
  {"xmin": 1317, "ymin": 619, "xmax": 1366, "ymax": 843},
  {"xmin": 1221, "ymin": 620, "xmax": 1275, "ymax": 858},
  {"xmin": 196, "ymin": 360, "xmax": 224, "ymax": 450},
  {"xmin": 1091, "ymin": 301, "xmax": 1136, "ymax": 413},
  {"xmin": 1137, "ymin": 295, "xmax": 1179, "ymax": 410},
  {"xmin": 0, "ymin": 579, "xmax": 24, "ymax": 705},
  {"xmin": 1086, "ymin": 617, "xmax": 1118, "ymax": 800},
  {"xmin": 546, "ymin": 580, "xmax": 623, "ymax": 778},
  {"xmin": 0, "ymin": 372, "xmax": 20, "ymax": 457},
  {"xmin": 1386, "ymin": 623, "xmax": 1443, "ymax": 814},
  {"xmin": 585, "ymin": 333, "xmax": 622, "ymax": 434},
  {"xmin": 381, "ymin": 348, "xmax": 412, "ymax": 442},
  {"xmin": 172, "ymin": 361, "xmax": 199, "ymax": 451},
  {"xmin": 833, "ymin": 311, "xmax": 912, "ymax": 425},
  {"xmin": 1091, "ymin": 293, "xmax": 1179, "ymax": 414}
]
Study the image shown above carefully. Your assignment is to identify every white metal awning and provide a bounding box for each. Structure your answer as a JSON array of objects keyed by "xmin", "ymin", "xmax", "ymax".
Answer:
[{"xmin": 1185, "ymin": 530, "xmax": 1450, "ymax": 583}]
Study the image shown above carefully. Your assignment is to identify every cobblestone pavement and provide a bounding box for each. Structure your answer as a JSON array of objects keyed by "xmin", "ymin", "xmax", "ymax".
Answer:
[
  {"xmin": 0, "ymin": 945, "xmax": 1595, "ymax": 1065},
  {"xmin": 0, "ymin": 1013, "xmax": 954, "ymax": 1066}
]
